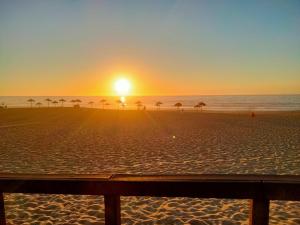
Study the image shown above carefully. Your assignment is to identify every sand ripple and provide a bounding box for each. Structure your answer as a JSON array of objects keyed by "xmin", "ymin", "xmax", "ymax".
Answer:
[{"xmin": 0, "ymin": 109, "xmax": 299, "ymax": 224}]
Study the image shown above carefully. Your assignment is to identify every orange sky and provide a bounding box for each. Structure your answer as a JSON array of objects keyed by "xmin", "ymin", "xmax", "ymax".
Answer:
[{"xmin": 1, "ymin": 1, "xmax": 299, "ymax": 96}]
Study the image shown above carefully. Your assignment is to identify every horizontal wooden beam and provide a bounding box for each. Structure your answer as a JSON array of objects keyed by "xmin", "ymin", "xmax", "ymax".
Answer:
[{"xmin": 0, "ymin": 174, "xmax": 299, "ymax": 200}]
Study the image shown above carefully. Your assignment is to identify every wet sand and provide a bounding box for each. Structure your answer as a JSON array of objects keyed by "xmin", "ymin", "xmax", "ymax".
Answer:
[{"xmin": 0, "ymin": 108, "xmax": 299, "ymax": 224}]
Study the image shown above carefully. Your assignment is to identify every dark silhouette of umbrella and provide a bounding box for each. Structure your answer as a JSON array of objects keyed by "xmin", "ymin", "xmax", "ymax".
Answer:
[
  {"xmin": 135, "ymin": 101, "xmax": 142, "ymax": 110},
  {"xmin": 59, "ymin": 99, "xmax": 66, "ymax": 107},
  {"xmin": 0, "ymin": 102, "xmax": 7, "ymax": 109},
  {"xmin": 194, "ymin": 104, "xmax": 200, "ymax": 111},
  {"xmin": 155, "ymin": 101, "xmax": 163, "ymax": 110},
  {"xmin": 100, "ymin": 99, "xmax": 106, "ymax": 109},
  {"xmin": 198, "ymin": 102, "xmax": 206, "ymax": 111},
  {"xmin": 174, "ymin": 102, "xmax": 182, "ymax": 110},
  {"xmin": 27, "ymin": 98, "xmax": 35, "ymax": 108},
  {"xmin": 45, "ymin": 98, "xmax": 52, "ymax": 107},
  {"xmin": 70, "ymin": 99, "xmax": 79, "ymax": 107},
  {"xmin": 52, "ymin": 100, "xmax": 58, "ymax": 107},
  {"xmin": 88, "ymin": 101, "xmax": 94, "ymax": 108},
  {"xmin": 36, "ymin": 102, "xmax": 42, "ymax": 108},
  {"xmin": 75, "ymin": 99, "xmax": 82, "ymax": 107}
]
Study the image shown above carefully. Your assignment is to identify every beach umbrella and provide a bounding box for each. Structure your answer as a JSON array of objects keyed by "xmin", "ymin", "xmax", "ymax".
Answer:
[
  {"xmin": 174, "ymin": 102, "xmax": 182, "ymax": 110},
  {"xmin": 70, "ymin": 99, "xmax": 78, "ymax": 107},
  {"xmin": 52, "ymin": 100, "xmax": 58, "ymax": 107},
  {"xmin": 45, "ymin": 98, "xmax": 52, "ymax": 107},
  {"xmin": 155, "ymin": 101, "xmax": 163, "ymax": 110},
  {"xmin": 88, "ymin": 101, "xmax": 94, "ymax": 108},
  {"xmin": 100, "ymin": 99, "xmax": 106, "ymax": 109},
  {"xmin": 0, "ymin": 102, "xmax": 6, "ymax": 109},
  {"xmin": 59, "ymin": 99, "xmax": 66, "ymax": 107},
  {"xmin": 198, "ymin": 102, "xmax": 206, "ymax": 111},
  {"xmin": 75, "ymin": 99, "xmax": 82, "ymax": 107},
  {"xmin": 135, "ymin": 101, "xmax": 142, "ymax": 110},
  {"xmin": 27, "ymin": 98, "xmax": 35, "ymax": 108},
  {"xmin": 36, "ymin": 102, "xmax": 42, "ymax": 108},
  {"xmin": 194, "ymin": 104, "xmax": 200, "ymax": 111}
]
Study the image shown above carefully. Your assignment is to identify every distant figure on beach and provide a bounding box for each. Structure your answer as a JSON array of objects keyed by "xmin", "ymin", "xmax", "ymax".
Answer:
[{"xmin": 251, "ymin": 112, "xmax": 256, "ymax": 118}]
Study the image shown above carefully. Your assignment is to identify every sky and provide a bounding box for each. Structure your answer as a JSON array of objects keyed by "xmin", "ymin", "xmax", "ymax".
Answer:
[{"xmin": 0, "ymin": 0, "xmax": 300, "ymax": 96}]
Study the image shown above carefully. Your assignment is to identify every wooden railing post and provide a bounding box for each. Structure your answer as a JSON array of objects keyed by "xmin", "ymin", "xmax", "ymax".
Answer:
[
  {"xmin": 0, "ymin": 193, "xmax": 6, "ymax": 225},
  {"xmin": 104, "ymin": 195, "xmax": 121, "ymax": 225},
  {"xmin": 249, "ymin": 198, "xmax": 269, "ymax": 225}
]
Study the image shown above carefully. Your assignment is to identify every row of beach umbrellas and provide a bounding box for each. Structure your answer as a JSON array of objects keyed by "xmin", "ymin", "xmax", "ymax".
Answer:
[{"xmin": 25, "ymin": 98, "xmax": 206, "ymax": 110}]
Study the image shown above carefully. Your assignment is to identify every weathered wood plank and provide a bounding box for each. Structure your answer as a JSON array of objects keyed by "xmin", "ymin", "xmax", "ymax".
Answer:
[
  {"xmin": 104, "ymin": 195, "xmax": 121, "ymax": 225},
  {"xmin": 0, "ymin": 193, "xmax": 6, "ymax": 225},
  {"xmin": 0, "ymin": 174, "xmax": 299, "ymax": 225},
  {"xmin": 0, "ymin": 174, "xmax": 299, "ymax": 200}
]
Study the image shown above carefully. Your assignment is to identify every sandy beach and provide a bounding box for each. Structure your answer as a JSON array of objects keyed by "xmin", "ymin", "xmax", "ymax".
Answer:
[{"xmin": 0, "ymin": 108, "xmax": 299, "ymax": 225}]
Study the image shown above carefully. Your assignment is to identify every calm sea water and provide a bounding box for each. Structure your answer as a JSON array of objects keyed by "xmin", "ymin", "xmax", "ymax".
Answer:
[{"xmin": 0, "ymin": 95, "xmax": 299, "ymax": 111}]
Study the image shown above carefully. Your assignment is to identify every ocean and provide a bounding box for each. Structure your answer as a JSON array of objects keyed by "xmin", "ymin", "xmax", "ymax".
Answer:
[{"xmin": 0, "ymin": 95, "xmax": 300, "ymax": 111}]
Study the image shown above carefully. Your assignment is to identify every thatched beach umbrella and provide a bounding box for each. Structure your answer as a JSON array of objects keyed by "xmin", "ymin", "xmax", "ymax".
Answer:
[
  {"xmin": 155, "ymin": 101, "xmax": 163, "ymax": 110},
  {"xmin": 52, "ymin": 100, "xmax": 58, "ymax": 107},
  {"xmin": 135, "ymin": 101, "xmax": 142, "ymax": 110},
  {"xmin": 59, "ymin": 99, "xmax": 66, "ymax": 107},
  {"xmin": 194, "ymin": 104, "xmax": 200, "ymax": 111},
  {"xmin": 45, "ymin": 98, "xmax": 52, "ymax": 107},
  {"xmin": 75, "ymin": 99, "xmax": 82, "ymax": 107},
  {"xmin": 198, "ymin": 102, "xmax": 206, "ymax": 111},
  {"xmin": 36, "ymin": 102, "xmax": 42, "ymax": 108},
  {"xmin": 174, "ymin": 102, "xmax": 182, "ymax": 110},
  {"xmin": 27, "ymin": 98, "xmax": 35, "ymax": 108},
  {"xmin": 88, "ymin": 101, "xmax": 94, "ymax": 108},
  {"xmin": 70, "ymin": 99, "xmax": 76, "ymax": 106},
  {"xmin": 100, "ymin": 99, "xmax": 106, "ymax": 109},
  {"xmin": 0, "ymin": 102, "xmax": 6, "ymax": 109}
]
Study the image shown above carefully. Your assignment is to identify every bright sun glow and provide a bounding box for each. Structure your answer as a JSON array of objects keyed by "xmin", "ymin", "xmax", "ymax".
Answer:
[{"xmin": 114, "ymin": 78, "xmax": 131, "ymax": 96}]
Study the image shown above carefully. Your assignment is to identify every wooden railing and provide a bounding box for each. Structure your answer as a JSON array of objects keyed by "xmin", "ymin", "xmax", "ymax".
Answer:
[{"xmin": 0, "ymin": 174, "xmax": 300, "ymax": 225}]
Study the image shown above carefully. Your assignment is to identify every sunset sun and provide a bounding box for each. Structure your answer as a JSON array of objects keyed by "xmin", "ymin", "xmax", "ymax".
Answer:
[{"xmin": 114, "ymin": 78, "xmax": 131, "ymax": 96}]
